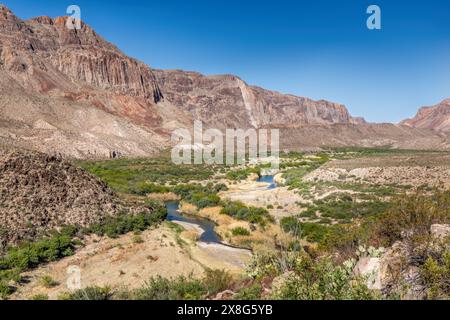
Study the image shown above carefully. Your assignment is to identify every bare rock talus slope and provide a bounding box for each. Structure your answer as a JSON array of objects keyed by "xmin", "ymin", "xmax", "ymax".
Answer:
[
  {"xmin": 401, "ymin": 99, "xmax": 450, "ymax": 132},
  {"xmin": 0, "ymin": 147, "xmax": 120, "ymax": 247}
]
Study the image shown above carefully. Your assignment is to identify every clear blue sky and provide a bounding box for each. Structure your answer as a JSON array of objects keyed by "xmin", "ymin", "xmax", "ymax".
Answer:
[{"xmin": 4, "ymin": 0, "xmax": 450, "ymax": 122}]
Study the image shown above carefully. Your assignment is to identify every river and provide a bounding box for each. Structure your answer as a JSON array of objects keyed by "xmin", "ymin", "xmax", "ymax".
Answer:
[{"xmin": 165, "ymin": 201, "xmax": 222, "ymax": 243}]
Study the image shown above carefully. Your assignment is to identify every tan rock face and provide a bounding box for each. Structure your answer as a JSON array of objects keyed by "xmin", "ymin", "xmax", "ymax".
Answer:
[
  {"xmin": 401, "ymin": 99, "xmax": 450, "ymax": 132},
  {"xmin": 154, "ymin": 69, "xmax": 362, "ymax": 130}
]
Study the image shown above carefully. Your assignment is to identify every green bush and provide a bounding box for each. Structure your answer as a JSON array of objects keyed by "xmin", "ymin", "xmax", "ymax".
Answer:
[
  {"xmin": 235, "ymin": 283, "xmax": 262, "ymax": 300},
  {"xmin": 231, "ymin": 227, "xmax": 251, "ymax": 236},
  {"xmin": 65, "ymin": 286, "xmax": 112, "ymax": 300},
  {"xmin": 203, "ymin": 269, "xmax": 233, "ymax": 296},
  {"xmin": 221, "ymin": 201, "xmax": 273, "ymax": 225},
  {"xmin": 420, "ymin": 250, "xmax": 450, "ymax": 299},
  {"xmin": 40, "ymin": 275, "xmax": 58, "ymax": 288},
  {"xmin": 132, "ymin": 276, "xmax": 206, "ymax": 300},
  {"xmin": 270, "ymin": 257, "xmax": 375, "ymax": 300},
  {"xmin": 87, "ymin": 210, "xmax": 166, "ymax": 239},
  {"xmin": 0, "ymin": 281, "xmax": 12, "ymax": 299}
]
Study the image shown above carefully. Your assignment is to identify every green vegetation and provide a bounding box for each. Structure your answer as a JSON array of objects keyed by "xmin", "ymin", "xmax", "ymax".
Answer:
[
  {"xmin": 231, "ymin": 227, "xmax": 251, "ymax": 236},
  {"xmin": 301, "ymin": 193, "xmax": 392, "ymax": 222},
  {"xmin": 86, "ymin": 209, "xmax": 167, "ymax": 239},
  {"xmin": 172, "ymin": 183, "xmax": 227, "ymax": 209},
  {"xmin": 40, "ymin": 275, "xmax": 58, "ymax": 288},
  {"xmin": 78, "ymin": 157, "xmax": 217, "ymax": 193},
  {"xmin": 421, "ymin": 250, "xmax": 450, "ymax": 299},
  {"xmin": 0, "ymin": 202, "xmax": 167, "ymax": 299},
  {"xmin": 63, "ymin": 286, "xmax": 112, "ymax": 300},
  {"xmin": 117, "ymin": 269, "xmax": 232, "ymax": 300},
  {"xmin": 245, "ymin": 250, "xmax": 376, "ymax": 300},
  {"xmin": 226, "ymin": 167, "xmax": 260, "ymax": 181},
  {"xmin": 221, "ymin": 201, "xmax": 274, "ymax": 225},
  {"xmin": 31, "ymin": 294, "xmax": 49, "ymax": 300}
]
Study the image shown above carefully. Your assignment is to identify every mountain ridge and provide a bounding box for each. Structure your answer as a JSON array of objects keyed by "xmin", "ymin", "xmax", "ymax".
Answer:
[{"xmin": 0, "ymin": 4, "xmax": 448, "ymax": 158}]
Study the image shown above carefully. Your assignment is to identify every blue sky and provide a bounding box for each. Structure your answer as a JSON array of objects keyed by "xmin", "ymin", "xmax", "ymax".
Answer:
[{"xmin": 4, "ymin": 0, "xmax": 450, "ymax": 122}]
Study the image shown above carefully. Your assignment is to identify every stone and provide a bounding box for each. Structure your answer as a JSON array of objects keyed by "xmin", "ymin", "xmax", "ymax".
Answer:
[{"xmin": 430, "ymin": 224, "xmax": 450, "ymax": 240}]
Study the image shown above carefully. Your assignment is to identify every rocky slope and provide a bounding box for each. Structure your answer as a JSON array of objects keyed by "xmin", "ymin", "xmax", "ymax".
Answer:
[
  {"xmin": 401, "ymin": 99, "xmax": 450, "ymax": 132},
  {"xmin": 0, "ymin": 146, "xmax": 120, "ymax": 247}
]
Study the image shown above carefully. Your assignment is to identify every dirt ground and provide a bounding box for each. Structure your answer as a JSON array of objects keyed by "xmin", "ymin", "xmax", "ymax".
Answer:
[{"xmin": 11, "ymin": 222, "xmax": 250, "ymax": 300}]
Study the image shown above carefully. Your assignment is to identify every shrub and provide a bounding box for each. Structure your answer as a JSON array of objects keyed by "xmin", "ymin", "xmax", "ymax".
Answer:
[
  {"xmin": 65, "ymin": 286, "xmax": 112, "ymax": 300},
  {"xmin": 40, "ymin": 275, "xmax": 58, "ymax": 288},
  {"xmin": 132, "ymin": 235, "xmax": 144, "ymax": 244},
  {"xmin": 221, "ymin": 201, "xmax": 273, "ymax": 225},
  {"xmin": 30, "ymin": 294, "xmax": 49, "ymax": 300},
  {"xmin": 87, "ymin": 210, "xmax": 166, "ymax": 239},
  {"xmin": 420, "ymin": 250, "xmax": 450, "ymax": 299},
  {"xmin": 203, "ymin": 269, "xmax": 233, "ymax": 296},
  {"xmin": 131, "ymin": 182, "xmax": 170, "ymax": 195},
  {"xmin": 231, "ymin": 227, "xmax": 251, "ymax": 237},
  {"xmin": 268, "ymin": 255, "xmax": 375, "ymax": 300},
  {"xmin": 0, "ymin": 281, "xmax": 12, "ymax": 299},
  {"xmin": 132, "ymin": 276, "xmax": 206, "ymax": 300},
  {"xmin": 235, "ymin": 283, "xmax": 262, "ymax": 300}
]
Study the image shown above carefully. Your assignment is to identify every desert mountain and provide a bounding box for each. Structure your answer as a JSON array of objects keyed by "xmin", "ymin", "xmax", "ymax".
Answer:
[
  {"xmin": 401, "ymin": 99, "xmax": 450, "ymax": 132},
  {"xmin": 0, "ymin": 5, "xmax": 448, "ymax": 157}
]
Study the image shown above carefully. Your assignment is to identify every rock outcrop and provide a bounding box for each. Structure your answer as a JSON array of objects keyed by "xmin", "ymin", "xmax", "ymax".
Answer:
[
  {"xmin": 401, "ymin": 99, "xmax": 450, "ymax": 132},
  {"xmin": 0, "ymin": 147, "xmax": 120, "ymax": 247},
  {"xmin": 354, "ymin": 224, "xmax": 450, "ymax": 300}
]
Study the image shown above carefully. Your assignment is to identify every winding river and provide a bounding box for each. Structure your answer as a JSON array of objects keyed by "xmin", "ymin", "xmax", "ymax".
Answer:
[
  {"xmin": 256, "ymin": 175, "xmax": 277, "ymax": 190},
  {"xmin": 165, "ymin": 175, "xmax": 277, "ymax": 246},
  {"xmin": 165, "ymin": 201, "xmax": 222, "ymax": 243}
]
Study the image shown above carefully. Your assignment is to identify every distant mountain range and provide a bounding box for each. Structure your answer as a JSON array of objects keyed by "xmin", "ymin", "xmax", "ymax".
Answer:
[{"xmin": 0, "ymin": 5, "xmax": 448, "ymax": 158}]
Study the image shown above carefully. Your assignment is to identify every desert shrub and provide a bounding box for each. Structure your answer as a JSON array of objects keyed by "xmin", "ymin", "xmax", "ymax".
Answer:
[
  {"xmin": 270, "ymin": 256, "xmax": 375, "ymax": 300},
  {"xmin": 231, "ymin": 227, "xmax": 251, "ymax": 236},
  {"xmin": 226, "ymin": 167, "xmax": 260, "ymax": 181},
  {"xmin": 280, "ymin": 217, "xmax": 329, "ymax": 242},
  {"xmin": 172, "ymin": 184, "xmax": 222, "ymax": 208},
  {"xmin": 132, "ymin": 275, "xmax": 206, "ymax": 300},
  {"xmin": 1, "ymin": 234, "xmax": 74, "ymax": 271},
  {"xmin": 132, "ymin": 235, "xmax": 144, "ymax": 244},
  {"xmin": 234, "ymin": 283, "xmax": 262, "ymax": 300},
  {"xmin": 30, "ymin": 294, "xmax": 49, "ymax": 300},
  {"xmin": 302, "ymin": 193, "xmax": 392, "ymax": 222},
  {"xmin": 78, "ymin": 157, "xmax": 215, "ymax": 192},
  {"xmin": 367, "ymin": 189, "xmax": 450, "ymax": 247},
  {"xmin": 40, "ymin": 275, "xmax": 58, "ymax": 288},
  {"xmin": 131, "ymin": 182, "xmax": 170, "ymax": 195},
  {"xmin": 221, "ymin": 201, "xmax": 274, "ymax": 225},
  {"xmin": 0, "ymin": 281, "xmax": 12, "ymax": 299},
  {"xmin": 65, "ymin": 286, "xmax": 112, "ymax": 300},
  {"xmin": 203, "ymin": 269, "xmax": 233, "ymax": 296},
  {"xmin": 420, "ymin": 249, "xmax": 450, "ymax": 299},
  {"xmin": 87, "ymin": 210, "xmax": 166, "ymax": 239}
]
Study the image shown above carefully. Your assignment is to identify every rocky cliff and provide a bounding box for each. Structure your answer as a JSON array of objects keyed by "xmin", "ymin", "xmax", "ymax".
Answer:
[{"xmin": 401, "ymin": 99, "xmax": 450, "ymax": 132}]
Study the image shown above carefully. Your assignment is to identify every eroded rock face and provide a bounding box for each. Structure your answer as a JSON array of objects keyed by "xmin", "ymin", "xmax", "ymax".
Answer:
[
  {"xmin": 401, "ymin": 99, "xmax": 450, "ymax": 132},
  {"xmin": 153, "ymin": 69, "xmax": 362, "ymax": 130}
]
